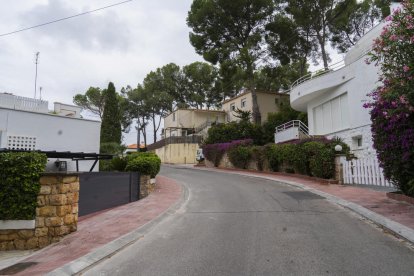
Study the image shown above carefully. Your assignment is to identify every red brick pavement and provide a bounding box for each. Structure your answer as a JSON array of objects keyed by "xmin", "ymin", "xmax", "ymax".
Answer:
[{"xmin": 12, "ymin": 176, "xmax": 181, "ymax": 276}]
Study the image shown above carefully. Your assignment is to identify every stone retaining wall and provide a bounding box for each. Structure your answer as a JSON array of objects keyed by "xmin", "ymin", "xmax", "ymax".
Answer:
[
  {"xmin": 140, "ymin": 175, "xmax": 156, "ymax": 199},
  {"xmin": 0, "ymin": 173, "xmax": 79, "ymax": 251},
  {"xmin": 205, "ymin": 152, "xmax": 341, "ymax": 183}
]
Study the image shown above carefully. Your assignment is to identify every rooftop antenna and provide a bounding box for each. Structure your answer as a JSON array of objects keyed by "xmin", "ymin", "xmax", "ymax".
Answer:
[{"xmin": 34, "ymin": 52, "xmax": 40, "ymax": 99}]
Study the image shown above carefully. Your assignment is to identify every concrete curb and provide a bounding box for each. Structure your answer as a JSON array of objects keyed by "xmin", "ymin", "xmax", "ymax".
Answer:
[
  {"xmin": 46, "ymin": 180, "xmax": 189, "ymax": 276},
  {"xmin": 188, "ymin": 166, "xmax": 414, "ymax": 245}
]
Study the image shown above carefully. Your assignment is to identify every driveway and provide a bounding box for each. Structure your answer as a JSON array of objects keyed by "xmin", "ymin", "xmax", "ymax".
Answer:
[{"xmin": 85, "ymin": 166, "xmax": 414, "ymax": 276}]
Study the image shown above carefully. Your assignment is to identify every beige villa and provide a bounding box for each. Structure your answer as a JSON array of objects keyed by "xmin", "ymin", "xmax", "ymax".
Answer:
[
  {"xmin": 222, "ymin": 90, "xmax": 289, "ymax": 123},
  {"xmin": 149, "ymin": 109, "xmax": 225, "ymax": 164},
  {"xmin": 150, "ymin": 91, "xmax": 289, "ymax": 164},
  {"xmin": 163, "ymin": 108, "xmax": 226, "ymax": 138}
]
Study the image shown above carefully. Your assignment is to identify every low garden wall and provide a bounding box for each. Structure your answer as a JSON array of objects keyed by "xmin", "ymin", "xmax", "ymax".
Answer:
[
  {"xmin": 203, "ymin": 139, "xmax": 349, "ymax": 183},
  {"xmin": 140, "ymin": 175, "xmax": 156, "ymax": 198},
  {"xmin": 0, "ymin": 173, "xmax": 79, "ymax": 251}
]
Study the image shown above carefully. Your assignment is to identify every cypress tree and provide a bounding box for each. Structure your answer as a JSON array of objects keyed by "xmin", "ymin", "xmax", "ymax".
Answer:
[{"xmin": 100, "ymin": 82, "xmax": 121, "ymax": 144}]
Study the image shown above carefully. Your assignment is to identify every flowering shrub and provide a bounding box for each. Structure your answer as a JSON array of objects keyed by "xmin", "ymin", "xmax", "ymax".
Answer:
[
  {"xmin": 366, "ymin": 1, "xmax": 414, "ymax": 196},
  {"xmin": 203, "ymin": 139, "xmax": 253, "ymax": 167}
]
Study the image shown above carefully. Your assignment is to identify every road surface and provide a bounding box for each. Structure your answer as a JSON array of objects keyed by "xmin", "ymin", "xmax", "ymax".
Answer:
[{"xmin": 85, "ymin": 166, "xmax": 414, "ymax": 275}]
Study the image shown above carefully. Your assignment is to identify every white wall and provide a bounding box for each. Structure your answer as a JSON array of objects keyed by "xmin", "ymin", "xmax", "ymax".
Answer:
[
  {"xmin": 0, "ymin": 107, "xmax": 101, "ymax": 172},
  {"xmin": 304, "ymin": 57, "xmax": 379, "ymax": 156},
  {"xmin": 291, "ymin": 21, "xmax": 382, "ymax": 157}
]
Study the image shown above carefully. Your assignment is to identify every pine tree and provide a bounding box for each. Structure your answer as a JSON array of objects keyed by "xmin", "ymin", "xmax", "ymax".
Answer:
[{"xmin": 100, "ymin": 82, "xmax": 121, "ymax": 144}]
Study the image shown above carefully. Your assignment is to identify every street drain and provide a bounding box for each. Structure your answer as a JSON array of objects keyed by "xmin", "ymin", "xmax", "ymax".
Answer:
[
  {"xmin": 0, "ymin": 262, "xmax": 37, "ymax": 275},
  {"xmin": 283, "ymin": 191, "xmax": 325, "ymax": 200}
]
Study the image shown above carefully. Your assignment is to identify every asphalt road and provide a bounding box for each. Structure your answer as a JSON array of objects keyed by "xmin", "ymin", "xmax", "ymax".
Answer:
[{"xmin": 85, "ymin": 166, "xmax": 414, "ymax": 276}]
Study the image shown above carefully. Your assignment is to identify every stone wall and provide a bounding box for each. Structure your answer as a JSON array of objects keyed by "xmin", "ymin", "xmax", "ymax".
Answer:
[
  {"xmin": 326, "ymin": 125, "xmax": 376, "ymax": 158},
  {"xmin": 140, "ymin": 175, "xmax": 156, "ymax": 199},
  {"xmin": 205, "ymin": 152, "xmax": 340, "ymax": 183},
  {"xmin": 0, "ymin": 173, "xmax": 79, "ymax": 251}
]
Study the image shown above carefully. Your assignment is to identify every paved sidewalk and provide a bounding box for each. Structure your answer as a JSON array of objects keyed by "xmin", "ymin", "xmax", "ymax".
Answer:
[
  {"xmin": 190, "ymin": 166, "xmax": 414, "ymax": 241},
  {"xmin": 0, "ymin": 176, "xmax": 181, "ymax": 276}
]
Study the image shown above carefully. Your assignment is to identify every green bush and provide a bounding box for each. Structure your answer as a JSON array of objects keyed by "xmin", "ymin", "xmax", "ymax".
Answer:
[
  {"xmin": 205, "ymin": 121, "xmax": 265, "ymax": 145},
  {"xmin": 99, "ymin": 142, "xmax": 125, "ymax": 171},
  {"xmin": 265, "ymin": 144, "xmax": 281, "ymax": 172},
  {"xmin": 110, "ymin": 157, "xmax": 128, "ymax": 171},
  {"xmin": 228, "ymin": 145, "xmax": 253, "ymax": 169},
  {"xmin": 0, "ymin": 152, "xmax": 47, "ymax": 220},
  {"xmin": 309, "ymin": 146, "xmax": 335, "ymax": 179},
  {"xmin": 251, "ymin": 146, "xmax": 265, "ymax": 171},
  {"xmin": 264, "ymin": 141, "xmax": 336, "ymax": 179},
  {"xmin": 125, "ymin": 153, "xmax": 161, "ymax": 178}
]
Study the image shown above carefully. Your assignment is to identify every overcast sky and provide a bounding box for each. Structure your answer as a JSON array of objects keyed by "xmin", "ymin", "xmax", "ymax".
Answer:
[
  {"xmin": 0, "ymin": 0, "xmax": 344, "ymax": 146},
  {"xmin": 0, "ymin": 0, "xmax": 204, "ymax": 145}
]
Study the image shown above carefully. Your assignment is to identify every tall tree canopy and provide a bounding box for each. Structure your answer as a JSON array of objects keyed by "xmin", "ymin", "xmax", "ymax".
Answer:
[
  {"xmin": 329, "ymin": 0, "xmax": 383, "ymax": 53},
  {"xmin": 284, "ymin": 0, "xmax": 342, "ymax": 70},
  {"xmin": 182, "ymin": 62, "xmax": 222, "ymax": 109},
  {"xmin": 73, "ymin": 87, "xmax": 106, "ymax": 119},
  {"xmin": 100, "ymin": 82, "xmax": 122, "ymax": 144},
  {"xmin": 187, "ymin": 0, "xmax": 276, "ymax": 124}
]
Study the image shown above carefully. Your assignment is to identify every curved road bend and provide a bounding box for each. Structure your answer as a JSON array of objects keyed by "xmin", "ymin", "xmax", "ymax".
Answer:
[{"xmin": 85, "ymin": 166, "xmax": 414, "ymax": 276}]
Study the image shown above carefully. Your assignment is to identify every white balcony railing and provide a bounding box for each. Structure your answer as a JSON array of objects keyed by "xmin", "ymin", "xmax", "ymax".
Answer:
[
  {"xmin": 291, "ymin": 60, "xmax": 346, "ymax": 90},
  {"xmin": 275, "ymin": 120, "xmax": 310, "ymax": 144},
  {"xmin": 0, "ymin": 93, "xmax": 49, "ymax": 113}
]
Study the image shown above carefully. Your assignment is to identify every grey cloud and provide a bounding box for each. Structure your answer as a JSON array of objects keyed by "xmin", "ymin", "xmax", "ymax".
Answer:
[{"xmin": 22, "ymin": 0, "xmax": 130, "ymax": 50}]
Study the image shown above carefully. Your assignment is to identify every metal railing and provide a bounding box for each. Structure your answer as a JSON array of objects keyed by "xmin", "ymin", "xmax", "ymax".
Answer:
[
  {"xmin": 0, "ymin": 93, "xmax": 48, "ymax": 113},
  {"xmin": 275, "ymin": 120, "xmax": 309, "ymax": 136},
  {"xmin": 194, "ymin": 121, "xmax": 212, "ymax": 134},
  {"xmin": 290, "ymin": 60, "xmax": 346, "ymax": 90},
  {"xmin": 147, "ymin": 135, "xmax": 203, "ymax": 151}
]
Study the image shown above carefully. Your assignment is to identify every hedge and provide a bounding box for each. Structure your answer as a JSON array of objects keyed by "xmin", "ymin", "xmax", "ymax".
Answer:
[
  {"xmin": 227, "ymin": 145, "xmax": 252, "ymax": 169},
  {"xmin": 122, "ymin": 152, "xmax": 161, "ymax": 178},
  {"xmin": 0, "ymin": 152, "xmax": 47, "ymax": 220},
  {"xmin": 206, "ymin": 138, "xmax": 348, "ymax": 179}
]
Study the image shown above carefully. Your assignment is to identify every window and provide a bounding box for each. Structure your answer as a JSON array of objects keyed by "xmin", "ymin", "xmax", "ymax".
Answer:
[
  {"xmin": 173, "ymin": 112, "xmax": 176, "ymax": 122},
  {"xmin": 241, "ymin": 98, "xmax": 247, "ymax": 108},
  {"xmin": 275, "ymin": 98, "xmax": 279, "ymax": 105},
  {"xmin": 230, "ymin": 103, "xmax": 236, "ymax": 111},
  {"xmin": 352, "ymin": 136, "xmax": 363, "ymax": 149},
  {"xmin": 313, "ymin": 93, "xmax": 349, "ymax": 134}
]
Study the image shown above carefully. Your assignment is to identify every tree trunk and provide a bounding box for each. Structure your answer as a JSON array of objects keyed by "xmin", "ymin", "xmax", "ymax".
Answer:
[
  {"xmin": 246, "ymin": 61, "xmax": 261, "ymax": 125},
  {"xmin": 317, "ymin": 32, "xmax": 329, "ymax": 70},
  {"xmin": 136, "ymin": 119, "xmax": 140, "ymax": 152},
  {"xmin": 152, "ymin": 114, "xmax": 157, "ymax": 143}
]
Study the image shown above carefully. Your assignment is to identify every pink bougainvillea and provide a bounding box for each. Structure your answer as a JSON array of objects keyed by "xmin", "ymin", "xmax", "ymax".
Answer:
[{"xmin": 366, "ymin": 1, "xmax": 414, "ymax": 196}]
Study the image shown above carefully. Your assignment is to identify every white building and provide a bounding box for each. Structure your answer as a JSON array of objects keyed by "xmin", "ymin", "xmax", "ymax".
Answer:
[
  {"xmin": 287, "ymin": 19, "xmax": 389, "ymax": 157},
  {"xmin": 0, "ymin": 93, "xmax": 101, "ymax": 171}
]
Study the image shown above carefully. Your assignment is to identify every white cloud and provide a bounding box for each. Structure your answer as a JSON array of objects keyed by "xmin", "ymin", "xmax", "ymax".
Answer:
[{"xmin": 0, "ymin": 0, "xmax": 202, "ymax": 144}]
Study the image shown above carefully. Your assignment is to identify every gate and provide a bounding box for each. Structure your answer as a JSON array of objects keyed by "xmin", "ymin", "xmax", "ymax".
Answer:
[
  {"xmin": 341, "ymin": 157, "xmax": 393, "ymax": 187},
  {"xmin": 79, "ymin": 172, "xmax": 140, "ymax": 216}
]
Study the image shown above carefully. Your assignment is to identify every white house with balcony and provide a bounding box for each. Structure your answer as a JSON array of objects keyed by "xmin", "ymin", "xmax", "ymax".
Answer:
[
  {"xmin": 285, "ymin": 19, "xmax": 388, "ymax": 157},
  {"xmin": 0, "ymin": 93, "xmax": 101, "ymax": 171}
]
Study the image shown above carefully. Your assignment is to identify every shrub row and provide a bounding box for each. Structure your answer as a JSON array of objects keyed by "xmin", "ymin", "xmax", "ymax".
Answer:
[
  {"xmin": 203, "ymin": 139, "xmax": 253, "ymax": 167},
  {"xmin": 105, "ymin": 152, "xmax": 161, "ymax": 178},
  {"xmin": 204, "ymin": 139, "xmax": 349, "ymax": 179},
  {"xmin": 0, "ymin": 152, "xmax": 47, "ymax": 220}
]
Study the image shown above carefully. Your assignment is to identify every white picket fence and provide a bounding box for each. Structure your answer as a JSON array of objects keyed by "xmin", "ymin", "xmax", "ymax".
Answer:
[{"xmin": 342, "ymin": 157, "xmax": 394, "ymax": 187}]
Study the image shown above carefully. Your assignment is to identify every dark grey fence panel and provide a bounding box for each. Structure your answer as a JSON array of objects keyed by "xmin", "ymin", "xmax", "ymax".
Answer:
[{"xmin": 79, "ymin": 172, "xmax": 140, "ymax": 217}]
